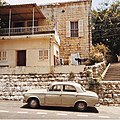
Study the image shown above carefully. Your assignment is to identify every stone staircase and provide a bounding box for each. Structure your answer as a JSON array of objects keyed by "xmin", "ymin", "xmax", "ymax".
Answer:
[{"xmin": 104, "ymin": 63, "xmax": 120, "ymax": 81}]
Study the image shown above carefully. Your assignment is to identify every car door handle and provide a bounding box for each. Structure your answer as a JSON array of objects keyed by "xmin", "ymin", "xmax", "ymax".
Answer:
[{"xmin": 60, "ymin": 94, "xmax": 62, "ymax": 96}]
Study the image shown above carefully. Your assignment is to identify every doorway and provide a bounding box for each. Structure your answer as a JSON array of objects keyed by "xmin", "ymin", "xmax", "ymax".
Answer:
[{"xmin": 17, "ymin": 50, "xmax": 26, "ymax": 66}]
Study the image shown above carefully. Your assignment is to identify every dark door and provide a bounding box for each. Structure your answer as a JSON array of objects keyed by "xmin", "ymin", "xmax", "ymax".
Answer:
[{"xmin": 17, "ymin": 50, "xmax": 26, "ymax": 66}]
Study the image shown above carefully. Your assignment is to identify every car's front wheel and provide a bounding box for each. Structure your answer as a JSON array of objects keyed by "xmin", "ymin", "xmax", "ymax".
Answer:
[
  {"xmin": 75, "ymin": 102, "xmax": 87, "ymax": 112},
  {"xmin": 28, "ymin": 98, "xmax": 39, "ymax": 108}
]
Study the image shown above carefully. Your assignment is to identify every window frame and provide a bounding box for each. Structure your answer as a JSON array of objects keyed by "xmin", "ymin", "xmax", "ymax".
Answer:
[
  {"xmin": 39, "ymin": 49, "xmax": 49, "ymax": 61},
  {"xmin": 70, "ymin": 21, "xmax": 78, "ymax": 37},
  {"xmin": 49, "ymin": 85, "xmax": 62, "ymax": 92},
  {"xmin": 66, "ymin": 20, "xmax": 84, "ymax": 38},
  {"xmin": 63, "ymin": 85, "xmax": 77, "ymax": 92},
  {"xmin": 0, "ymin": 51, "xmax": 7, "ymax": 61}
]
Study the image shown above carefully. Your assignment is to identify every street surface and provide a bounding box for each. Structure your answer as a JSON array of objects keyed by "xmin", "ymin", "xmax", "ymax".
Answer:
[{"xmin": 0, "ymin": 100, "xmax": 120, "ymax": 119}]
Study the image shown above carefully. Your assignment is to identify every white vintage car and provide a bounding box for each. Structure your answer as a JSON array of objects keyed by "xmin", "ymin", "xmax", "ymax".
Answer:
[{"xmin": 23, "ymin": 82, "xmax": 99, "ymax": 111}]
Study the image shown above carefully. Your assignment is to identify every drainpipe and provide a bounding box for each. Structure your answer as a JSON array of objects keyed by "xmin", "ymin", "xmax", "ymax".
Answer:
[
  {"xmin": 9, "ymin": 7, "xmax": 11, "ymax": 36},
  {"xmin": 49, "ymin": 35, "xmax": 54, "ymax": 73},
  {"xmin": 32, "ymin": 5, "xmax": 35, "ymax": 35},
  {"xmin": 88, "ymin": 1, "xmax": 92, "ymax": 58},
  {"xmin": 49, "ymin": 36, "xmax": 52, "ymax": 72}
]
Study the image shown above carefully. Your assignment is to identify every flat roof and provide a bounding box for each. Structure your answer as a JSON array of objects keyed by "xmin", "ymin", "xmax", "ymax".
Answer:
[
  {"xmin": 41, "ymin": 0, "xmax": 91, "ymax": 6},
  {"xmin": 0, "ymin": 4, "xmax": 45, "ymax": 21}
]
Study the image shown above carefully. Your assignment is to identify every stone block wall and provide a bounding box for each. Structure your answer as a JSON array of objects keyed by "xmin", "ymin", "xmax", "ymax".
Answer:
[
  {"xmin": 0, "ymin": 73, "xmax": 87, "ymax": 101},
  {"xmin": 0, "ymin": 73, "xmax": 120, "ymax": 106},
  {"xmin": 99, "ymin": 81, "xmax": 120, "ymax": 106},
  {"xmin": 41, "ymin": 1, "xmax": 92, "ymax": 64}
]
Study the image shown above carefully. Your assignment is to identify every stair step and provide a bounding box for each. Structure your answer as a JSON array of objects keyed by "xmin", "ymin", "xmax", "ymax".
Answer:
[
  {"xmin": 104, "ymin": 63, "xmax": 120, "ymax": 81},
  {"xmin": 106, "ymin": 74, "xmax": 120, "ymax": 77}
]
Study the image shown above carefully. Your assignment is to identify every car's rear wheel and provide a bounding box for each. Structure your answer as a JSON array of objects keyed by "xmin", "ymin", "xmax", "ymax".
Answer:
[
  {"xmin": 28, "ymin": 98, "xmax": 39, "ymax": 108},
  {"xmin": 75, "ymin": 102, "xmax": 87, "ymax": 112}
]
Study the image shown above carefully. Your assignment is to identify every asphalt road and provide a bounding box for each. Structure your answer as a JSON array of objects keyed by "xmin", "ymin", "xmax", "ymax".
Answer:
[{"xmin": 0, "ymin": 100, "xmax": 120, "ymax": 119}]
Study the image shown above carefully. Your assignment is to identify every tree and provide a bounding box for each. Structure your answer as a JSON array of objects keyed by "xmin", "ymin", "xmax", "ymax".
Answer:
[
  {"xmin": 92, "ymin": 0, "xmax": 120, "ymax": 62},
  {"xmin": 0, "ymin": 0, "xmax": 8, "ymax": 6},
  {"xmin": 0, "ymin": 0, "xmax": 8, "ymax": 28}
]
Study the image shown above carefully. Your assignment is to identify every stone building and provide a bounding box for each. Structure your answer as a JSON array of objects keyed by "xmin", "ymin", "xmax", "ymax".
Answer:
[
  {"xmin": 0, "ymin": 0, "xmax": 92, "ymax": 74},
  {"xmin": 41, "ymin": 0, "xmax": 92, "ymax": 64}
]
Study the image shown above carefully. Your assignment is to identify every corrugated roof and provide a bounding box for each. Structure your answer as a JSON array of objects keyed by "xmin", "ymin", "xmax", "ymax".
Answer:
[{"xmin": 0, "ymin": 4, "xmax": 45, "ymax": 21}]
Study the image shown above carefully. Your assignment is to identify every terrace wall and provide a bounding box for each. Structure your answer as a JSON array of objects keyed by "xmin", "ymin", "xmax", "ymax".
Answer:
[{"xmin": 0, "ymin": 73, "xmax": 119, "ymax": 106}]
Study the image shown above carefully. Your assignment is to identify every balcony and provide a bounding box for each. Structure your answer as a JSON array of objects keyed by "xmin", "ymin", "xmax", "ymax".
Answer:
[{"xmin": 0, "ymin": 25, "xmax": 55, "ymax": 36}]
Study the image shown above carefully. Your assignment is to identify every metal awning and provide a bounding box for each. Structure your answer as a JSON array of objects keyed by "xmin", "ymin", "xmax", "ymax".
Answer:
[{"xmin": 0, "ymin": 4, "xmax": 45, "ymax": 21}]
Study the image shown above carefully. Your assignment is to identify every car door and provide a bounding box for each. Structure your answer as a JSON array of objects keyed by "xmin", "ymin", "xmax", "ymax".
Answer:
[
  {"xmin": 61, "ymin": 85, "xmax": 77, "ymax": 106},
  {"xmin": 45, "ymin": 84, "xmax": 62, "ymax": 106}
]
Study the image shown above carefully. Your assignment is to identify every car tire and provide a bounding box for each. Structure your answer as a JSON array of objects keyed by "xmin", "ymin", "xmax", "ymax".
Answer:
[
  {"xmin": 28, "ymin": 98, "xmax": 39, "ymax": 108},
  {"xmin": 75, "ymin": 102, "xmax": 87, "ymax": 112}
]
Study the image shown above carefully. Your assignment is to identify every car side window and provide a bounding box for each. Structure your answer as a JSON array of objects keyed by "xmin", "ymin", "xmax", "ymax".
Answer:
[
  {"xmin": 49, "ymin": 85, "xmax": 61, "ymax": 91},
  {"xmin": 63, "ymin": 85, "xmax": 76, "ymax": 92}
]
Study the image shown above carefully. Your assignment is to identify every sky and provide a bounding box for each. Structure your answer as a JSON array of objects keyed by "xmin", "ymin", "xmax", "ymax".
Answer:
[{"xmin": 5, "ymin": 0, "xmax": 115, "ymax": 9}]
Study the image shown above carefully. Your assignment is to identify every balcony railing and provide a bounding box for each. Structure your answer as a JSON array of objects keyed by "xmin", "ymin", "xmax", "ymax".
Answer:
[{"xmin": 0, "ymin": 25, "xmax": 55, "ymax": 36}]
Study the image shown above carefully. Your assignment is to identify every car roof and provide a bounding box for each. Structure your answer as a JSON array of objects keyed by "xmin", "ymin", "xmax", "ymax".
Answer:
[
  {"xmin": 50, "ymin": 82, "xmax": 84, "ymax": 92},
  {"xmin": 51, "ymin": 81, "xmax": 81, "ymax": 87}
]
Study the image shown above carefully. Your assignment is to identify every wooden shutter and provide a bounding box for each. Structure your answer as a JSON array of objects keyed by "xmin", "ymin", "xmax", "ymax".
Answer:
[
  {"xmin": 78, "ymin": 20, "xmax": 84, "ymax": 37},
  {"xmin": 66, "ymin": 21, "xmax": 70, "ymax": 37}
]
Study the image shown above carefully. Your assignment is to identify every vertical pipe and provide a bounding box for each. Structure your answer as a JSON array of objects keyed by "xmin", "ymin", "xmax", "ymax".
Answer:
[
  {"xmin": 88, "ymin": 1, "xmax": 92, "ymax": 58},
  {"xmin": 32, "ymin": 5, "xmax": 35, "ymax": 35},
  {"xmin": 9, "ymin": 8, "xmax": 11, "ymax": 36},
  {"xmin": 49, "ymin": 36, "xmax": 51, "ymax": 72}
]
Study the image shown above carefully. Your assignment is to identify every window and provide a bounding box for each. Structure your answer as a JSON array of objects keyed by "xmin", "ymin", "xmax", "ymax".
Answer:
[
  {"xmin": 49, "ymin": 85, "xmax": 61, "ymax": 91},
  {"xmin": 71, "ymin": 21, "xmax": 78, "ymax": 37},
  {"xmin": 66, "ymin": 20, "xmax": 84, "ymax": 37},
  {"xmin": 44, "ymin": 50, "xmax": 48, "ymax": 59},
  {"xmin": 63, "ymin": 85, "xmax": 76, "ymax": 92},
  {"xmin": 0, "ymin": 51, "xmax": 7, "ymax": 61},
  {"xmin": 39, "ymin": 50, "xmax": 48, "ymax": 60}
]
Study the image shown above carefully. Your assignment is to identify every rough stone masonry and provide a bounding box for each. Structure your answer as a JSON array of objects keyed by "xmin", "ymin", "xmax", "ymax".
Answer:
[{"xmin": 0, "ymin": 73, "xmax": 119, "ymax": 106}]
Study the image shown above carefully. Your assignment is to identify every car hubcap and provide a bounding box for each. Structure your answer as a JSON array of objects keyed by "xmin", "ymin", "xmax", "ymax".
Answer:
[
  {"xmin": 78, "ymin": 103, "xmax": 85, "ymax": 109},
  {"xmin": 31, "ymin": 100, "xmax": 37, "ymax": 107}
]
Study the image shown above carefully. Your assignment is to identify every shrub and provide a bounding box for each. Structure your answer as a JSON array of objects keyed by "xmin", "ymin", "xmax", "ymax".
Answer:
[
  {"xmin": 89, "ymin": 44, "xmax": 109, "ymax": 65},
  {"xmin": 68, "ymin": 72, "xmax": 75, "ymax": 81}
]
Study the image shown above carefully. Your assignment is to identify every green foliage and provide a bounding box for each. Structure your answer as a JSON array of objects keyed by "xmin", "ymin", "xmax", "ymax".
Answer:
[
  {"xmin": 92, "ymin": 0, "xmax": 120, "ymax": 57},
  {"xmin": 0, "ymin": 1, "xmax": 9, "ymax": 28},
  {"xmin": 89, "ymin": 44, "xmax": 109, "ymax": 65},
  {"xmin": 0, "ymin": 1, "xmax": 8, "ymax": 6},
  {"xmin": 88, "ymin": 78, "xmax": 101, "ymax": 94},
  {"xmin": 68, "ymin": 72, "xmax": 75, "ymax": 81}
]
